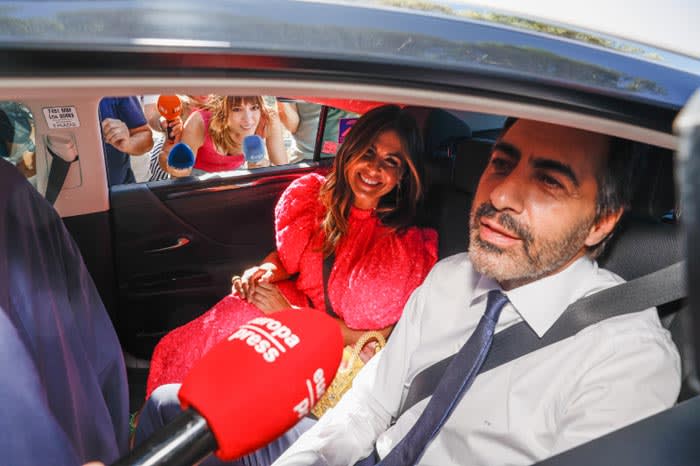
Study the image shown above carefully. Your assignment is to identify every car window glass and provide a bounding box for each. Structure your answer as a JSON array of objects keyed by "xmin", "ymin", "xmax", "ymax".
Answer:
[
  {"xmin": 106, "ymin": 95, "xmax": 360, "ymax": 185},
  {"xmin": 319, "ymin": 107, "xmax": 360, "ymax": 159}
]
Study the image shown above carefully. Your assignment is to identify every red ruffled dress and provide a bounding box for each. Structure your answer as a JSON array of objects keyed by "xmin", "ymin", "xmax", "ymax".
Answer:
[{"xmin": 146, "ymin": 173, "xmax": 438, "ymax": 397}]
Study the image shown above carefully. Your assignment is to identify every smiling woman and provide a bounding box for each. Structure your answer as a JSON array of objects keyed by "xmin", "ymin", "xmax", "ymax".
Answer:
[
  {"xmin": 159, "ymin": 95, "xmax": 290, "ymax": 176},
  {"xmin": 344, "ymin": 130, "xmax": 406, "ymax": 210}
]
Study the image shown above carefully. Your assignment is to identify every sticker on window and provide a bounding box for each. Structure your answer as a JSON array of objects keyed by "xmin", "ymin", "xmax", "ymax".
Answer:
[
  {"xmin": 42, "ymin": 106, "xmax": 80, "ymax": 129},
  {"xmin": 321, "ymin": 140, "xmax": 339, "ymax": 155},
  {"xmin": 338, "ymin": 118, "xmax": 358, "ymax": 144}
]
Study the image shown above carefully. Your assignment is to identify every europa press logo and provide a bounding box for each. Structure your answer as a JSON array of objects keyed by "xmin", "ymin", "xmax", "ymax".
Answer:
[
  {"xmin": 293, "ymin": 368, "xmax": 327, "ymax": 419},
  {"xmin": 227, "ymin": 315, "xmax": 329, "ymax": 418},
  {"xmin": 228, "ymin": 316, "xmax": 300, "ymax": 362}
]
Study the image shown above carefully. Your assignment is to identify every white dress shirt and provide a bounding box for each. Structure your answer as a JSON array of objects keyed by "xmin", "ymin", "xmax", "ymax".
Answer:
[{"xmin": 273, "ymin": 253, "xmax": 681, "ymax": 466}]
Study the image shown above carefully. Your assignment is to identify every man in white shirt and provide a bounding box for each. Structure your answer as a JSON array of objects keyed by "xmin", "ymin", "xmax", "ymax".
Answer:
[
  {"xmin": 137, "ymin": 118, "xmax": 680, "ymax": 466},
  {"xmin": 271, "ymin": 119, "xmax": 680, "ymax": 466}
]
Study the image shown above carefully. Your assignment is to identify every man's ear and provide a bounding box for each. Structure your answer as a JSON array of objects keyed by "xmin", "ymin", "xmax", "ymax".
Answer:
[{"xmin": 584, "ymin": 209, "xmax": 624, "ymax": 248}]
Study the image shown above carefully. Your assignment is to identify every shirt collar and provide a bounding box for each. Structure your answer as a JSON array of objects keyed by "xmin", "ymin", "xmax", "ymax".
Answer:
[{"xmin": 471, "ymin": 256, "xmax": 598, "ymax": 338}]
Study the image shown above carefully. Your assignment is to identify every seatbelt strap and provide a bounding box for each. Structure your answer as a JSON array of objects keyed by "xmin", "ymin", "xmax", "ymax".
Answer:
[
  {"xmin": 44, "ymin": 145, "xmax": 76, "ymax": 205},
  {"xmin": 397, "ymin": 260, "xmax": 686, "ymax": 419},
  {"xmin": 323, "ymin": 252, "xmax": 340, "ymax": 319}
]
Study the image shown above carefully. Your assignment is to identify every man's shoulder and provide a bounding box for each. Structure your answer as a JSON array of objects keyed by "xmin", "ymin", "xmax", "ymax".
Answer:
[
  {"xmin": 567, "ymin": 301, "xmax": 679, "ymax": 384},
  {"xmin": 571, "ymin": 261, "xmax": 672, "ymax": 344},
  {"xmin": 99, "ymin": 97, "xmax": 145, "ymax": 126},
  {"xmin": 580, "ymin": 306, "xmax": 673, "ymax": 344}
]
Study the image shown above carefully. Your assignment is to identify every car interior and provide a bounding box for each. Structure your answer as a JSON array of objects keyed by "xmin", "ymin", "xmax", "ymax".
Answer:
[{"xmin": 1, "ymin": 84, "xmax": 697, "ymax": 463}]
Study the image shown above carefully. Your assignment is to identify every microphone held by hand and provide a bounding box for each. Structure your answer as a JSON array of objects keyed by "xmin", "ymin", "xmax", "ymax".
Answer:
[
  {"xmin": 113, "ymin": 309, "xmax": 344, "ymax": 466},
  {"xmin": 157, "ymin": 95, "xmax": 182, "ymax": 141},
  {"xmin": 242, "ymin": 135, "xmax": 268, "ymax": 168},
  {"xmin": 167, "ymin": 143, "xmax": 195, "ymax": 177}
]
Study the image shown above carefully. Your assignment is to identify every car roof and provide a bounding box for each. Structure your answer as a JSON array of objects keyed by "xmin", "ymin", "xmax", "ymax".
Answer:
[{"xmin": 0, "ymin": 0, "xmax": 698, "ymax": 122}]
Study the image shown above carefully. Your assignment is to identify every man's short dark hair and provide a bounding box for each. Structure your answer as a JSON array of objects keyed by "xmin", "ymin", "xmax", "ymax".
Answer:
[{"xmin": 588, "ymin": 137, "xmax": 646, "ymax": 258}]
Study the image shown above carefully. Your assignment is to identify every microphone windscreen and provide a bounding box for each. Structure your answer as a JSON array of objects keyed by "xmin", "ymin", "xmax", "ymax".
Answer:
[
  {"xmin": 178, "ymin": 309, "xmax": 344, "ymax": 461},
  {"xmin": 157, "ymin": 95, "xmax": 182, "ymax": 120},
  {"xmin": 242, "ymin": 135, "xmax": 267, "ymax": 164},
  {"xmin": 167, "ymin": 143, "xmax": 195, "ymax": 170}
]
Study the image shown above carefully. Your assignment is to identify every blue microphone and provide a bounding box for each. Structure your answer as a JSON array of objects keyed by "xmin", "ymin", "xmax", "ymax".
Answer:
[
  {"xmin": 242, "ymin": 135, "xmax": 267, "ymax": 168},
  {"xmin": 167, "ymin": 142, "xmax": 195, "ymax": 177}
]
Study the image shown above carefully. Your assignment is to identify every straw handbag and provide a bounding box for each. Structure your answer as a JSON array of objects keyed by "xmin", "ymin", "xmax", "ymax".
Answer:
[{"xmin": 311, "ymin": 330, "xmax": 386, "ymax": 418}]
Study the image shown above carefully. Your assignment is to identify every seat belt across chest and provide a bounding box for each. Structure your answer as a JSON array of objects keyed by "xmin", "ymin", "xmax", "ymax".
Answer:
[{"xmin": 396, "ymin": 260, "xmax": 686, "ymax": 419}]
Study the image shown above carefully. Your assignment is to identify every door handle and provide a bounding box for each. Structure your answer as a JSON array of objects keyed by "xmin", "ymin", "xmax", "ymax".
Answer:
[{"xmin": 145, "ymin": 237, "xmax": 190, "ymax": 254}]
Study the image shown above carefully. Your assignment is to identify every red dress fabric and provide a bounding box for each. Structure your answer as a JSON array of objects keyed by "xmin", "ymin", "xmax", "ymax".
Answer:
[
  {"xmin": 146, "ymin": 173, "xmax": 438, "ymax": 397},
  {"xmin": 192, "ymin": 109, "xmax": 245, "ymax": 172}
]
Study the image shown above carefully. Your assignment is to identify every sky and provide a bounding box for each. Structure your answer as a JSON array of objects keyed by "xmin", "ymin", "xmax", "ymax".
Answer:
[{"xmin": 441, "ymin": 0, "xmax": 700, "ymax": 59}]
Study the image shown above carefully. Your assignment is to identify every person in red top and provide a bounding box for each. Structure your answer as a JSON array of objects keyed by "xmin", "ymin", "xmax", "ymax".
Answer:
[
  {"xmin": 145, "ymin": 104, "xmax": 438, "ymax": 397},
  {"xmin": 160, "ymin": 95, "xmax": 288, "ymax": 175}
]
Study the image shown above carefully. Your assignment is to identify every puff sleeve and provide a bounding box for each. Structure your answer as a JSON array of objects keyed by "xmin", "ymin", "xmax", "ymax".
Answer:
[{"xmin": 274, "ymin": 173, "xmax": 326, "ymax": 275}]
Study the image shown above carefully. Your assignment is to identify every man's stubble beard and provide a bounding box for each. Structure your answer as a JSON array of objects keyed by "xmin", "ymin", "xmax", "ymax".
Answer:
[{"xmin": 468, "ymin": 202, "xmax": 594, "ymax": 288}]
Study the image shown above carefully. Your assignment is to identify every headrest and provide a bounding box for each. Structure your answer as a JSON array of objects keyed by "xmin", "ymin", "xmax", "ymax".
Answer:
[
  {"xmin": 598, "ymin": 217, "xmax": 683, "ymax": 281},
  {"xmin": 403, "ymin": 106, "xmax": 472, "ymax": 189},
  {"xmin": 402, "ymin": 106, "xmax": 471, "ymax": 157},
  {"xmin": 597, "ymin": 144, "xmax": 680, "ymax": 281},
  {"xmin": 423, "ymin": 109, "xmax": 471, "ymax": 157},
  {"xmin": 629, "ymin": 146, "xmax": 676, "ymax": 219},
  {"xmin": 452, "ymin": 138, "xmax": 492, "ymax": 193}
]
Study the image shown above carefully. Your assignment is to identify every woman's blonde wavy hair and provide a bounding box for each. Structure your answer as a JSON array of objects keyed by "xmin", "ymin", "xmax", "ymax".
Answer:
[
  {"xmin": 319, "ymin": 104, "xmax": 424, "ymax": 256},
  {"xmin": 205, "ymin": 96, "xmax": 272, "ymax": 155}
]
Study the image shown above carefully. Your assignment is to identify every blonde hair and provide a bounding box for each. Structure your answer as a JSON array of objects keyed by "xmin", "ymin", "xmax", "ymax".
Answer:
[{"xmin": 205, "ymin": 96, "xmax": 272, "ymax": 155}]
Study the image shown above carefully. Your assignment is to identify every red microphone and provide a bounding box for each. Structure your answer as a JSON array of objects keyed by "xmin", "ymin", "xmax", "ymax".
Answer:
[
  {"xmin": 112, "ymin": 309, "xmax": 343, "ymax": 466},
  {"xmin": 157, "ymin": 95, "xmax": 182, "ymax": 141}
]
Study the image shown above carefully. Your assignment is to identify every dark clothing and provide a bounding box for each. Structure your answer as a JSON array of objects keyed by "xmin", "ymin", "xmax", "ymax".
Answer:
[
  {"xmin": 0, "ymin": 158, "xmax": 129, "ymax": 465},
  {"xmin": 99, "ymin": 97, "xmax": 147, "ymax": 186}
]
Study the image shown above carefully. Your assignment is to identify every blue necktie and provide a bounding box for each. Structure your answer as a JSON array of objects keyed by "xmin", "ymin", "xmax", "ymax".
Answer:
[{"xmin": 378, "ymin": 289, "xmax": 509, "ymax": 466}]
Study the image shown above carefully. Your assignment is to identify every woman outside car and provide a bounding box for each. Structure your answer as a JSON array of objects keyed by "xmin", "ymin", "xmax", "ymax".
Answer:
[{"xmin": 160, "ymin": 95, "xmax": 289, "ymax": 176}]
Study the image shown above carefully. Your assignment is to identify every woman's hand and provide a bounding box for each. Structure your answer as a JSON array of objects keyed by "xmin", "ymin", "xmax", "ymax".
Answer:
[
  {"xmin": 338, "ymin": 322, "xmax": 394, "ymax": 363},
  {"xmin": 231, "ymin": 262, "xmax": 278, "ymax": 299},
  {"xmin": 231, "ymin": 252, "xmax": 290, "ymax": 298},
  {"xmin": 358, "ymin": 340, "xmax": 381, "ymax": 364},
  {"xmin": 247, "ymin": 281, "xmax": 293, "ymax": 314}
]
